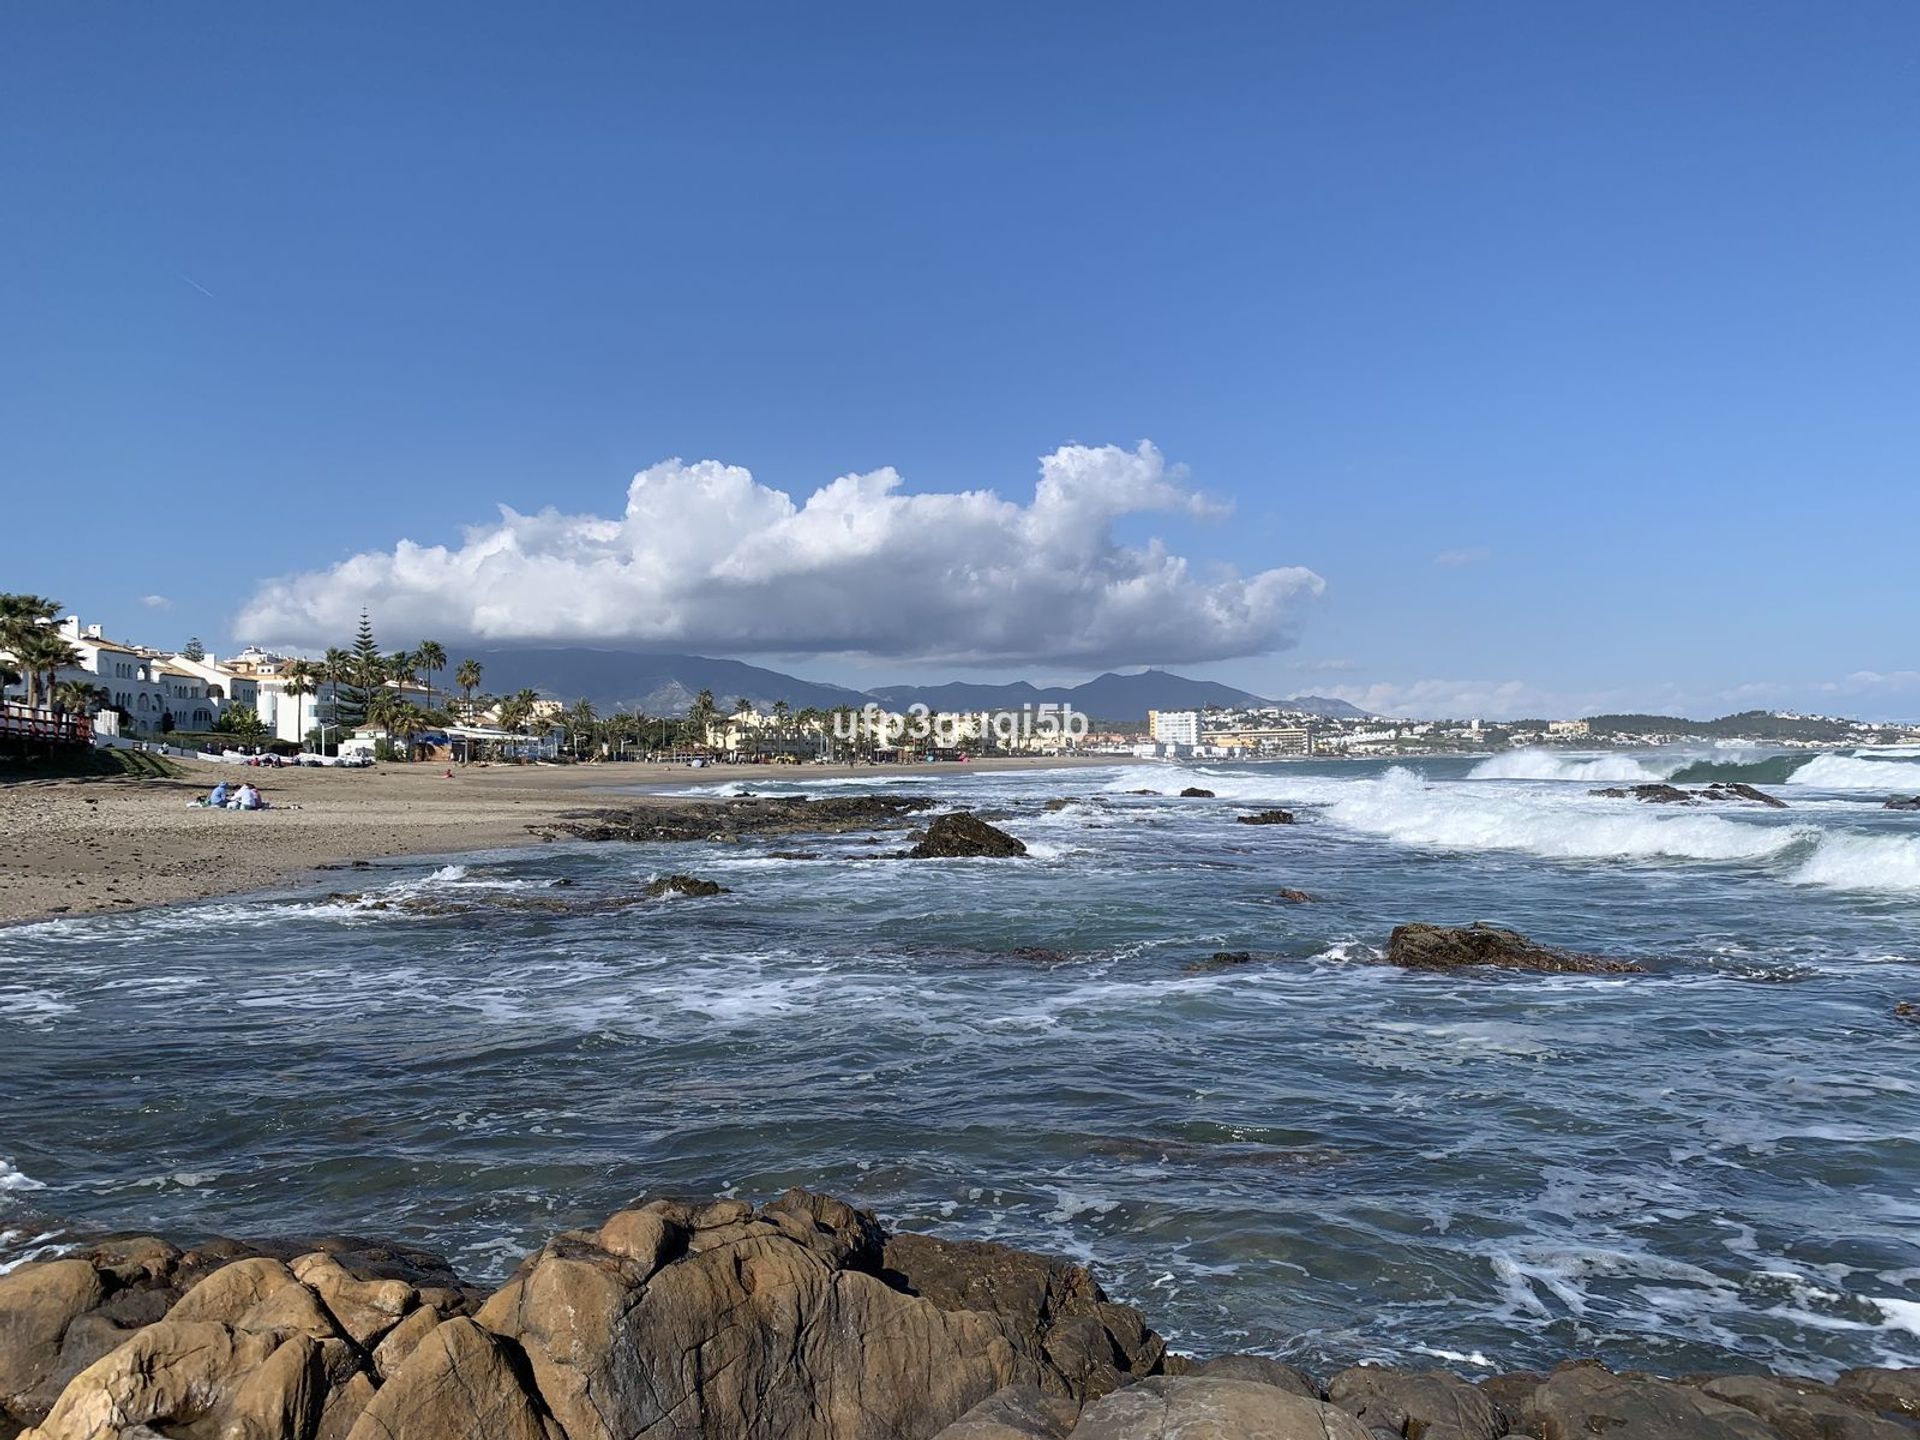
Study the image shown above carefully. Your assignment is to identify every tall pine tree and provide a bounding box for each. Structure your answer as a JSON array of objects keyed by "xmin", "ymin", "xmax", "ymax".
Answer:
[{"xmin": 338, "ymin": 610, "xmax": 384, "ymax": 724}]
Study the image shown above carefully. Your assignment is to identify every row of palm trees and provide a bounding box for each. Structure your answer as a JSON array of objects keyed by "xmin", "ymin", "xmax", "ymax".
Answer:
[{"xmin": 0, "ymin": 593, "xmax": 87, "ymax": 713}]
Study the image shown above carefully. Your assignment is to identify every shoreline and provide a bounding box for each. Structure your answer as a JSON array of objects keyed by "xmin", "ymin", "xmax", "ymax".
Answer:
[{"xmin": 0, "ymin": 753, "xmax": 1134, "ymax": 928}]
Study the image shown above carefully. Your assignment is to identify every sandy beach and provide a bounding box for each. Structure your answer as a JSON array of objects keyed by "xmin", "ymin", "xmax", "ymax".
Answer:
[{"xmin": 0, "ymin": 753, "xmax": 1130, "ymax": 927}]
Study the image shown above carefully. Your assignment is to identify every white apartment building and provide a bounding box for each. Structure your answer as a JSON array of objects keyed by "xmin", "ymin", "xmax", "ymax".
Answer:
[{"xmin": 1147, "ymin": 709, "xmax": 1200, "ymax": 747}]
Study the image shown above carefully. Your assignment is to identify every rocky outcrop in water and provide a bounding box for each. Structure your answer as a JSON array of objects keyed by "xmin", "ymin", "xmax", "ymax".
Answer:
[
  {"xmin": 1383, "ymin": 922, "xmax": 1646, "ymax": 975},
  {"xmin": 539, "ymin": 795, "xmax": 937, "ymax": 845},
  {"xmin": 1275, "ymin": 889, "xmax": 1313, "ymax": 904},
  {"xmin": 642, "ymin": 874, "xmax": 730, "ymax": 898},
  {"xmin": 1236, "ymin": 810, "xmax": 1295, "ymax": 825},
  {"xmin": 1177, "ymin": 788, "xmax": 1215, "ymax": 799},
  {"xmin": 4, "ymin": 1195, "xmax": 1918, "ymax": 1440},
  {"xmin": 1589, "ymin": 782, "xmax": 1787, "ymax": 808},
  {"xmin": 1887, "ymin": 796, "xmax": 1920, "ymax": 811},
  {"xmin": 909, "ymin": 812, "xmax": 1029, "ymax": 859}
]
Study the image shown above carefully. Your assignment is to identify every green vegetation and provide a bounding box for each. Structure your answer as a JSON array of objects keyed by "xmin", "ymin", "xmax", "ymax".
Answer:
[
  {"xmin": 1583, "ymin": 710, "xmax": 1894, "ymax": 743},
  {"xmin": 0, "ymin": 746, "xmax": 186, "ymax": 782}
]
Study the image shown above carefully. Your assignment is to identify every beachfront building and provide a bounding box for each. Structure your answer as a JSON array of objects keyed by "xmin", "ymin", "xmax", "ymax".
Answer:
[
  {"xmin": 0, "ymin": 617, "xmax": 228, "ymax": 735},
  {"xmin": 1147, "ymin": 709, "xmax": 1200, "ymax": 752},
  {"xmin": 1205, "ymin": 724, "xmax": 1313, "ymax": 757}
]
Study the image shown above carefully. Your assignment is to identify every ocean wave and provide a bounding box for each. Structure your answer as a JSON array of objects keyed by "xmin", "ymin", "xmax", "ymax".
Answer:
[
  {"xmin": 1467, "ymin": 750, "xmax": 1666, "ymax": 783},
  {"xmin": 1328, "ymin": 768, "xmax": 1807, "ymax": 866},
  {"xmin": 1786, "ymin": 755, "xmax": 1920, "ymax": 790},
  {"xmin": 1789, "ymin": 833, "xmax": 1920, "ymax": 893}
]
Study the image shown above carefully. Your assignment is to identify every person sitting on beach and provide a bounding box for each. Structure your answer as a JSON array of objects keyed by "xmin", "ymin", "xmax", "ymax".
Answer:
[
  {"xmin": 208, "ymin": 781, "xmax": 231, "ymax": 808},
  {"xmin": 236, "ymin": 782, "xmax": 263, "ymax": 810}
]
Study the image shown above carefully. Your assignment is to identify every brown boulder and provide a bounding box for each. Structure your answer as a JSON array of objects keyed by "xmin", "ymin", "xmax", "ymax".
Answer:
[
  {"xmin": 910, "ymin": 812, "xmax": 1029, "ymax": 859},
  {"xmin": 1692, "ymin": 1373, "xmax": 1910, "ymax": 1440},
  {"xmin": 1835, "ymin": 1368, "xmax": 1920, "ymax": 1417},
  {"xmin": 932, "ymin": 1384, "xmax": 1081, "ymax": 1439},
  {"xmin": 1236, "ymin": 810, "xmax": 1295, "ymax": 825},
  {"xmin": 1529, "ymin": 1365, "xmax": 1781, "ymax": 1440},
  {"xmin": 1188, "ymin": 1355, "xmax": 1320, "ymax": 1398},
  {"xmin": 1326, "ymin": 1365, "xmax": 1504, "ymax": 1440},
  {"xmin": 1178, "ymin": 788, "xmax": 1216, "ymax": 799},
  {"xmin": 477, "ymin": 1190, "xmax": 1160, "ymax": 1440},
  {"xmin": 29, "ymin": 1318, "xmax": 300, "ymax": 1440},
  {"xmin": 0, "ymin": 1261, "xmax": 104, "ymax": 1424},
  {"xmin": 1383, "ymin": 923, "xmax": 1645, "ymax": 975},
  {"xmin": 1067, "ymin": 1376, "xmax": 1373, "ymax": 1440},
  {"xmin": 345, "ymin": 1317, "xmax": 557, "ymax": 1440}
]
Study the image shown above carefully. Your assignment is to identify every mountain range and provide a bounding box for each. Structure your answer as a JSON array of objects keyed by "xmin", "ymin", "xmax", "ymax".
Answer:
[{"xmin": 465, "ymin": 648, "xmax": 1372, "ymax": 722}]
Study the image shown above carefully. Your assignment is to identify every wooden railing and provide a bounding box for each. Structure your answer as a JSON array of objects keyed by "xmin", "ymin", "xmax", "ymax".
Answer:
[{"xmin": 0, "ymin": 703, "xmax": 94, "ymax": 746}]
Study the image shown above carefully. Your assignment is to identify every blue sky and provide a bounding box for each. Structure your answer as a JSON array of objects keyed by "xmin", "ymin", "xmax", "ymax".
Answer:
[{"xmin": 3, "ymin": 2, "xmax": 1916, "ymax": 718}]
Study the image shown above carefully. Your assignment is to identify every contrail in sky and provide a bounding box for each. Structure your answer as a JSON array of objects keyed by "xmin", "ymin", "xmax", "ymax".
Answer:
[{"xmin": 177, "ymin": 271, "xmax": 216, "ymax": 298}]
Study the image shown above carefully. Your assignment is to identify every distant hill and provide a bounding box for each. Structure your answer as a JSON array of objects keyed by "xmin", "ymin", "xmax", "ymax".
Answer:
[
  {"xmin": 464, "ymin": 648, "xmax": 871, "ymax": 716},
  {"xmin": 462, "ymin": 650, "xmax": 1373, "ymax": 723}
]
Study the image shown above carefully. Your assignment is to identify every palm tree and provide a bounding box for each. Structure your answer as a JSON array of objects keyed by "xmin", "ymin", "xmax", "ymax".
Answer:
[
  {"xmin": 52, "ymin": 679, "xmax": 107, "ymax": 715},
  {"xmin": 414, "ymin": 640, "xmax": 446, "ymax": 711},
  {"xmin": 690, "ymin": 689, "xmax": 719, "ymax": 752},
  {"xmin": 0, "ymin": 594, "xmax": 64, "ymax": 708},
  {"xmin": 386, "ymin": 651, "xmax": 417, "ymax": 693},
  {"xmin": 455, "ymin": 659, "xmax": 483, "ymax": 718},
  {"xmin": 566, "ymin": 698, "xmax": 598, "ymax": 758},
  {"xmin": 279, "ymin": 659, "xmax": 316, "ymax": 749},
  {"xmin": 16, "ymin": 627, "xmax": 80, "ymax": 711},
  {"xmin": 364, "ymin": 689, "xmax": 402, "ymax": 756}
]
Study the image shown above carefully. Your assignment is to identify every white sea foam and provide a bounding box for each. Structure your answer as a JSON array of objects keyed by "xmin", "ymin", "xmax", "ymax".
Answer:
[
  {"xmin": 1468, "ymin": 750, "xmax": 1666, "ymax": 783},
  {"xmin": 0, "ymin": 1159, "xmax": 44, "ymax": 1193},
  {"xmin": 1790, "ymin": 832, "xmax": 1920, "ymax": 893},
  {"xmin": 1874, "ymin": 1298, "xmax": 1920, "ymax": 1336},
  {"xmin": 1786, "ymin": 754, "xmax": 1920, "ymax": 789},
  {"xmin": 1327, "ymin": 768, "xmax": 1805, "ymax": 866}
]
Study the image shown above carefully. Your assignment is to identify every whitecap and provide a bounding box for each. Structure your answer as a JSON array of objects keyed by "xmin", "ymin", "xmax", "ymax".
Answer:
[
  {"xmin": 1790, "ymin": 832, "xmax": 1920, "ymax": 893},
  {"xmin": 1787, "ymin": 754, "xmax": 1920, "ymax": 790},
  {"xmin": 1468, "ymin": 750, "xmax": 1666, "ymax": 783}
]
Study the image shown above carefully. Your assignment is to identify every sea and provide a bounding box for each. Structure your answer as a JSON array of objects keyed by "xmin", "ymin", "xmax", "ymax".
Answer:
[{"xmin": 4, "ymin": 746, "xmax": 1920, "ymax": 1379}]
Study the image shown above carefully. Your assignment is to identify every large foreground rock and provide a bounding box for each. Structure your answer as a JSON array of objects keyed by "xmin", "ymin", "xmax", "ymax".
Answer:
[
  {"xmin": 910, "ymin": 812, "xmax": 1029, "ymax": 859},
  {"xmin": 1065, "ymin": 1376, "xmax": 1370, "ymax": 1440},
  {"xmin": 1384, "ymin": 922, "xmax": 1645, "ymax": 975},
  {"xmin": 11, "ymin": 1197, "xmax": 1920, "ymax": 1440}
]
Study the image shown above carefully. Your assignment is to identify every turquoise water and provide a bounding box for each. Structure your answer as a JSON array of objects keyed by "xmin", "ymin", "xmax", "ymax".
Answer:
[{"xmin": 4, "ymin": 750, "xmax": 1920, "ymax": 1378}]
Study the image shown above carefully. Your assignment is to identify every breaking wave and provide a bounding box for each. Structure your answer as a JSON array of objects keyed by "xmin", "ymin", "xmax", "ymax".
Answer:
[
  {"xmin": 1330, "ymin": 768, "xmax": 1807, "ymax": 866},
  {"xmin": 1790, "ymin": 833, "xmax": 1920, "ymax": 893},
  {"xmin": 1786, "ymin": 755, "xmax": 1920, "ymax": 790},
  {"xmin": 1467, "ymin": 751, "xmax": 1666, "ymax": 783}
]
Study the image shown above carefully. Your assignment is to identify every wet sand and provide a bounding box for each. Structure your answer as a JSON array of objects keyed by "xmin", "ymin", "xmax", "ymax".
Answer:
[{"xmin": 0, "ymin": 754, "xmax": 1132, "ymax": 927}]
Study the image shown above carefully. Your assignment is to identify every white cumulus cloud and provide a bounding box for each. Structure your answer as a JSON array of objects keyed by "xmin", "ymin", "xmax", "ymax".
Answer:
[{"xmin": 235, "ymin": 442, "xmax": 1324, "ymax": 666}]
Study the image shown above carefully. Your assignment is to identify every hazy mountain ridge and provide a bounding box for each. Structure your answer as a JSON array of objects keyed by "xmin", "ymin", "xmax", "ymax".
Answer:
[{"xmin": 469, "ymin": 649, "xmax": 1372, "ymax": 722}]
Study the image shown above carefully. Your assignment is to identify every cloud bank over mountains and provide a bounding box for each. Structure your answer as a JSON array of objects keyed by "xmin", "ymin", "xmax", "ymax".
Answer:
[{"xmin": 237, "ymin": 442, "xmax": 1324, "ymax": 667}]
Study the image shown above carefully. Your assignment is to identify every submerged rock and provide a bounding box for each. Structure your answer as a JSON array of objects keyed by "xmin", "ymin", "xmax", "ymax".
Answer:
[
  {"xmin": 909, "ymin": 812, "xmax": 1029, "ymax": 859},
  {"xmin": 1276, "ymin": 889, "xmax": 1314, "ymax": 904},
  {"xmin": 1590, "ymin": 782, "xmax": 1786, "ymax": 808},
  {"xmin": 1236, "ymin": 810, "xmax": 1295, "ymax": 825},
  {"xmin": 1887, "ymin": 796, "xmax": 1920, "ymax": 811},
  {"xmin": 1182, "ymin": 951, "xmax": 1254, "ymax": 975},
  {"xmin": 643, "ymin": 873, "xmax": 731, "ymax": 898},
  {"xmin": 1177, "ymin": 787, "xmax": 1215, "ymax": 799},
  {"xmin": 1383, "ymin": 922, "xmax": 1645, "ymax": 975}
]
